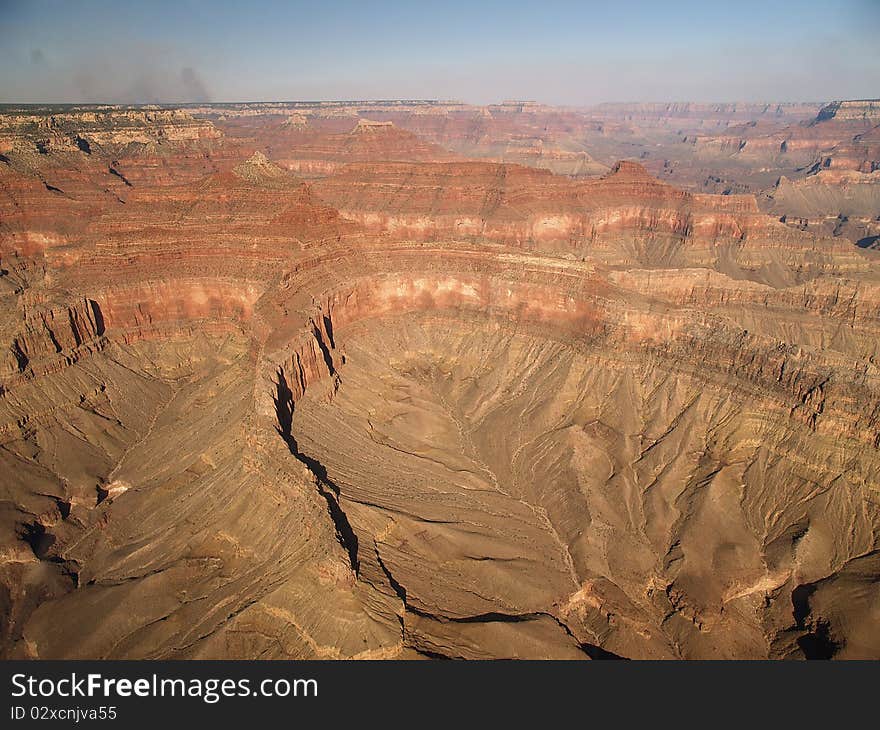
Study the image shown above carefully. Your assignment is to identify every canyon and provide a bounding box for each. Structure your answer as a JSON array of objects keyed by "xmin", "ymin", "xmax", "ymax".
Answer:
[{"xmin": 0, "ymin": 101, "xmax": 878, "ymax": 659}]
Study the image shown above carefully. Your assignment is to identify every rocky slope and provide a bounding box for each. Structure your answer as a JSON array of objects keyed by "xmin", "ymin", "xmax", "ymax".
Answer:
[
  {"xmin": 1, "ymin": 105, "xmax": 878, "ymax": 660},
  {"xmin": 752, "ymin": 104, "xmax": 880, "ymax": 245}
]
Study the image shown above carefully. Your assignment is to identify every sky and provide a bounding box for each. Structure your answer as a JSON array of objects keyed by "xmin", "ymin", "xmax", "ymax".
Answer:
[{"xmin": 0, "ymin": 0, "xmax": 878, "ymax": 105}]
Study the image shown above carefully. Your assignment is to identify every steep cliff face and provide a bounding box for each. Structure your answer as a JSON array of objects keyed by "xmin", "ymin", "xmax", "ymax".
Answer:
[
  {"xmin": 309, "ymin": 158, "xmax": 864, "ymax": 281},
  {"xmin": 0, "ymin": 108, "xmax": 220, "ymax": 154},
  {"xmin": 816, "ymin": 101, "xmax": 880, "ymax": 123},
  {"xmin": 1, "ymin": 106, "xmax": 879, "ymax": 660}
]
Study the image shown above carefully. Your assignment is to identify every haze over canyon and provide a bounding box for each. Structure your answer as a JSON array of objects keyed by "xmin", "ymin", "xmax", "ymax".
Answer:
[{"xmin": 1, "ymin": 98, "xmax": 879, "ymax": 660}]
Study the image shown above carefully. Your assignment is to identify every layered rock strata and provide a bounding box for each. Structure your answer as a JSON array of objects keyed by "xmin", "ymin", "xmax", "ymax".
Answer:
[{"xmin": 1, "ymin": 106, "xmax": 879, "ymax": 660}]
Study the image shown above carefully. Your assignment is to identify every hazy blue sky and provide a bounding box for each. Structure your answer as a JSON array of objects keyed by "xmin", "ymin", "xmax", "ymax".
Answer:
[{"xmin": 1, "ymin": 0, "xmax": 877, "ymax": 104}]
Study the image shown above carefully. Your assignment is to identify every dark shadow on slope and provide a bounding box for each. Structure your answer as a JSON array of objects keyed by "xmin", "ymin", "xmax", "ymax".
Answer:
[
  {"xmin": 108, "ymin": 165, "xmax": 133, "ymax": 186},
  {"xmin": 88, "ymin": 300, "xmax": 106, "ymax": 336},
  {"xmin": 791, "ymin": 582, "xmax": 840, "ymax": 659},
  {"xmin": 312, "ymin": 323, "xmax": 335, "ymax": 376},
  {"xmin": 19, "ymin": 522, "xmax": 57, "ymax": 561},
  {"xmin": 580, "ymin": 643, "xmax": 627, "ymax": 660},
  {"xmin": 797, "ymin": 621, "xmax": 838, "ymax": 660},
  {"xmin": 274, "ymin": 366, "xmax": 359, "ymax": 575}
]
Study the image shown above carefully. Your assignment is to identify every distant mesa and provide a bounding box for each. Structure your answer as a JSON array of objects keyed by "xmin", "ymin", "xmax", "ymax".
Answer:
[
  {"xmin": 815, "ymin": 99, "xmax": 880, "ymax": 123},
  {"xmin": 282, "ymin": 113, "xmax": 308, "ymax": 128},
  {"xmin": 352, "ymin": 118, "xmax": 396, "ymax": 133},
  {"xmin": 233, "ymin": 151, "xmax": 292, "ymax": 184},
  {"xmin": 603, "ymin": 159, "xmax": 655, "ymax": 181}
]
